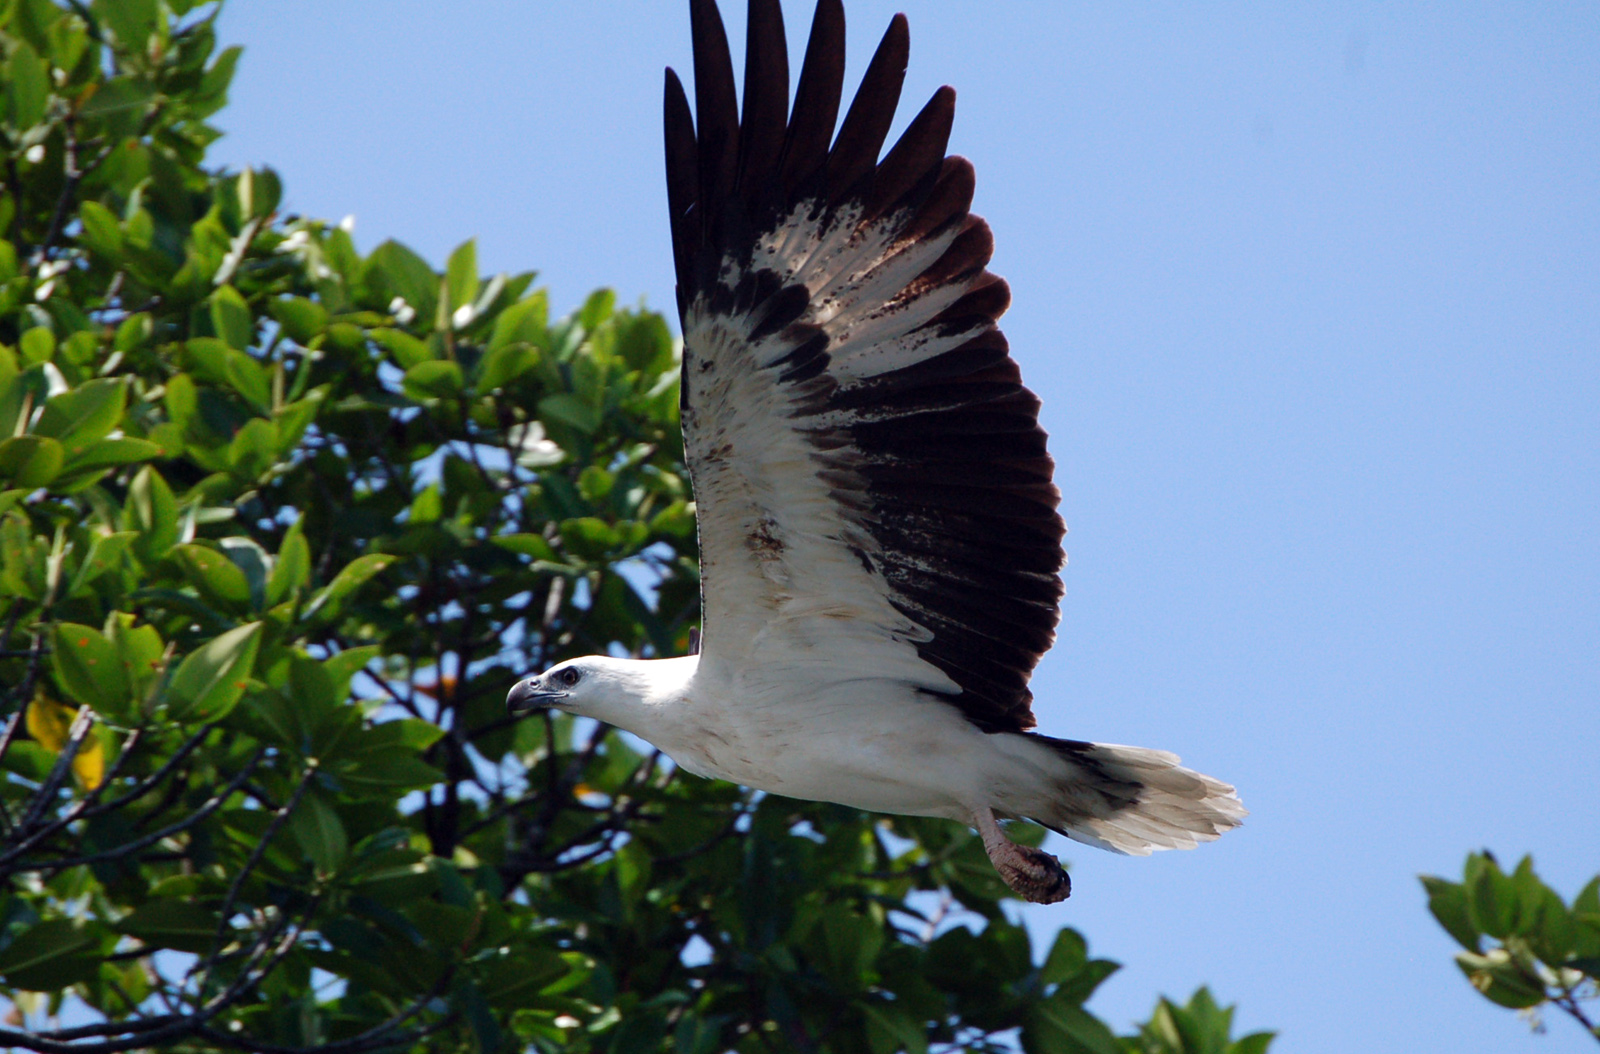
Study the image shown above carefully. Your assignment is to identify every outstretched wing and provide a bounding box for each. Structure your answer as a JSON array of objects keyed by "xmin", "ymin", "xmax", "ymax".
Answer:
[{"xmin": 665, "ymin": 0, "xmax": 1064, "ymax": 734}]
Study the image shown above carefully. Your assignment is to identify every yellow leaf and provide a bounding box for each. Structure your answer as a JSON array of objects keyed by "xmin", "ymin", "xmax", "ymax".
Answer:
[
  {"xmin": 25, "ymin": 692, "xmax": 106, "ymax": 791},
  {"xmin": 74, "ymin": 733, "xmax": 106, "ymax": 791},
  {"xmin": 24, "ymin": 692, "xmax": 72, "ymax": 751}
]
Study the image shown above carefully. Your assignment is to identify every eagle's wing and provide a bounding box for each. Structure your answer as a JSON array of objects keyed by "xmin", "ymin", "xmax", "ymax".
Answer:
[{"xmin": 666, "ymin": 0, "xmax": 1064, "ymax": 734}]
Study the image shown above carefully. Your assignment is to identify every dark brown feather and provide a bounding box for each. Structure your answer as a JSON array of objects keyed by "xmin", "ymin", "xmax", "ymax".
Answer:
[
  {"xmin": 663, "ymin": 68, "xmax": 699, "ymax": 309},
  {"xmin": 738, "ymin": 0, "xmax": 789, "ymax": 206},
  {"xmin": 690, "ymin": 0, "xmax": 740, "ymax": 248},
  {"xmin": 865, "ymin": 85, "xmax": 955, "ymax": 220},
  {"xmin": 779, "ymin": 0, "xmax": 846, "ymax": 191},
  {"xmin": 826, "ymin": 13, "xmax": 909, "ymax": 202}
]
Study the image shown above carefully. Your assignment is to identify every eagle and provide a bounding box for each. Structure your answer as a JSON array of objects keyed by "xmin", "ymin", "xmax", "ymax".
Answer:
[{"xmin": 507, "ymin": 0, "xmax": 1244, "ymax": 903}]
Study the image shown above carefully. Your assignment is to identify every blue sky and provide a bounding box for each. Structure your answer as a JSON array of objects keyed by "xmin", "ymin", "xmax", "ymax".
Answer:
[{"xmin": 210, "ymin": 3, "xmax": 1599, "ymax": 1050}]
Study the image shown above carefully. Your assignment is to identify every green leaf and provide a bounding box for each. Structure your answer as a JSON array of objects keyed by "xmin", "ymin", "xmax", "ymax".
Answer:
[
  {"xmin": 117, "ymin": 899, "xmax": 222, "ymax": 954},
  {"xmin": 671, "ymin": 1014, "xmax": 726, "ymax": 1054},
  {"xmin": 220, "ymin": 537, "xmax": 272, "ymax": 610},
  {"xmin": 1465, "ymin": 853, "xmax": 1518, "ymax": 940},
  {"xmin": 358, "ymin": 717, "xmax": 446, "ymax": 753},
  {"xmin": 95, "ymin": 0, "xmax": 159, "ymax": 50},
  {"xmin": 1233, "ymin": 1032, "xmax": 1278, "ymax": 1054},
  {"xmin": 50, "ymin": 622, "xmax": 130, "ymax": 716},
  {"xmin": 77, "ymin": 201, "xmax": 124, "ymax": 258},
  {"xmin": 616, "ymin": 312, "xmax": 674, "ymax": 372},
  {"xmin": 302, "ymin": 554, "xmax": 394, "ymax": 622},
  {"xmin": 79, "ymin": 76, "xmax": 156, "ymax": 119},
  {"xmin": 196, "ymin": 45, "xmax": 242, "ymax": 112},
  {"xmin": 19, "ymin": 327, "xmax": 53, "ymax": 365},
  {"xmin": 268, "ymin": 296, "xmax": 327, "ymax": 345},
  {"xmin": 322, "ymin": 644, "xmax": 380, "ymax": 701},
  {"xmin": 1455, "ymin": 949, "xmax": 1548, "ymax": 1009},
  {"xmin": 290, "ymin": 789, "xmax": 348, "ymax": 873},
  {"xmin": 0, "ymin": 434, "xmax": 65, "ymax": 487},
  {"xmin": 455, "ymin": 978, "xmax": 501, "ymax": 1054},
  {"xmin": 489, "ymin": 290, "xmax": 547, "ymax": 352},
  {"xmin": 33, "ymin": 378, "xmax": 127, "ymax": 451},
  {"xmin": 324, "ymin": 321, "xmax": 365, "ymax": 353},
  {"xmin": 173, "ymin": 542, "xmax": 252, "ymax": 608},
  {"xmin": 476, "ymin": 948, "xmax": 571, "ymax": 1006},
  {"xmin": 227, "ymin": 417, "xmax": 277, "ymax": 479},
  {"xmin": 1422, "ymin": 875, "xmax": 1481, "ymax": 952},
  {"xmin": 1040, "ymin": 929, "xmax": 1090, "ymax": 986},
  {"xmin": 1576, "ymin": 876, "xmax": 1600, "ymax": 917},
  {"xmin": 127, "ymin": 465, "xmax": 179, "ymax": 558},
  {"xmin": 408, "ymin": 482, "xmax": 442, "ymax": 524},
  {"xmin": 274, "ymin": 389, "xmax": 323, "ymax": 451},
  {"xmin": 0, "ymin": 509, "xmax": 44, "ymax": 600},
  {"xmin": 109, "ymin": 616, "xmax": 164, "ymax": 701},
  {"xmin": 578, "ymin": 288, "xmax": 616, "ymax": 331},
  {"xmin": 474, "ymin": 341, "xmax": 538, "ymax": 393},
  {"xmin": 860, "ymin": 1001, "xmax": 928, "ymax": 1054},
  {"xmin": 165, "ymin": 621, "xmax": 263, "ymax": 722},
  {"xmin": 371, "ymin": 327, "xmax": 433, "ymax": 368},
  {"xmin": 63, "ymin": 436, "xmax": 164, "ymax": 472},
  {"xmin": 224, "ymin": 349, "xmax": 271, "ymax": 412},
  {"xmin": 67, "ymin": 530, "xmax": 137, "ymax": 595},
  {"xmin": 210, "ymin": 285, "xmax": 254, "ymax": 350},
  {"xmin": 337, "ymin": 748, "xmax": 442, "ymax": 792},
  {"xmin": 403, "ymin": 360, "xmax": 463, "ymax": 401},
  {"xmin": 235, "ymin": 166, "xmax": 282, "ymax": 221},
  {"xmin": 266, "ymin": 517, "xmax": 310, "ymax": 606},
  {"xmin": 538, "ymin": 392, "xmax": 600, "ymax": 434},
  {"xmin": 347, "ymin": 850, "xmax": 436, "ymax": 905},
  {"xmin": 492, "ymin": 533, "xmax": 558, "ymax": 561},
  {"xmin": 366, "ymin": 240, "xmax": 437, "ymax": 324},
  {"xmin": 0, "ymin": 918, "xmax": 102, "ymax": 991},
  {"xmin": 1022, "ymin": 994, "xmax": 1121, "ymax": 1054},
  {"xmin": 446, "ymin": 239, "xmax": 479, "ymax": 313},
  {"xmin": 558, "ymin": 517, "xmax": 620, "ymax": 560},
  {"xmin": 7, "ymin": 41, "xmax": 50, "ymax": 130}
]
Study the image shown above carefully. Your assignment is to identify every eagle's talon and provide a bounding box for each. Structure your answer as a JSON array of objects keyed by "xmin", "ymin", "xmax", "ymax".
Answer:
[{"xmin": 997, "ymin": 844, "xmax": 1072, "ymax": 904}]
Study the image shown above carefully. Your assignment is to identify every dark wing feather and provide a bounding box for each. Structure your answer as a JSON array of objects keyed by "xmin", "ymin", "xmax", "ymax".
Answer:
[
  {"xmin": 779, "ymin": 0, "xmax": 845, "ymax": 190},
  {"xmin": 664, "ymin": 0, "xmax": 1065, "ymax": 735},
  {"xmin": 737, "ymin": 0, "xmax": 788, "ymax": 201},
  {"xmin": 825, "ymin": 14, "xmax": 908, "ymax": 202}
]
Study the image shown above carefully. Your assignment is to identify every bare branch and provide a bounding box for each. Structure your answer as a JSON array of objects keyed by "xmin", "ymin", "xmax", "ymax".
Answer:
[{"xmin": 7, "ymin": 749, "xmax": 266, "ymax": 876}]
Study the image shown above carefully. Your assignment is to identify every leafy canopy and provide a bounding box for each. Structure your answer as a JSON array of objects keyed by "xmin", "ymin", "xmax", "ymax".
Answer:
[{"xmin": 1423, "ymin": 852, "xmax": 1600, "ymax": 1043}]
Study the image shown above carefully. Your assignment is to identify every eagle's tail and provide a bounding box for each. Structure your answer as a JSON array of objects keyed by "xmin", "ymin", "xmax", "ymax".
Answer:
[{"xmin": 1018, "ymin": 735, "xmax": 1246, "ymax": 856}]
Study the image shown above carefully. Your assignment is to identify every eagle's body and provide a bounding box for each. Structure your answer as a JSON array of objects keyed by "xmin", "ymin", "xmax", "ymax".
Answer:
[{"xmin": 508, "ymin": 0, "xmax": 1244, "ymax": 902}]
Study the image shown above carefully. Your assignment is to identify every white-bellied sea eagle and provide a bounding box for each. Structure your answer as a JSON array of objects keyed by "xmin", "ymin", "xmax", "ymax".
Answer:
[{"xmin": 507, "ymin": 0, "xmax": 1244, "ymax": 903}]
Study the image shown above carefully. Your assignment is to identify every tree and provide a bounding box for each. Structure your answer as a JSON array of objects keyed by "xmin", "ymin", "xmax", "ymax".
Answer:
[
  {"xmin": 1423, "ymin": 853, "xmax": 1600, "ymax": 1043},
  {"xmin": 0, "ymin": 3, "xmax": 1272, "ymax": 1052}
]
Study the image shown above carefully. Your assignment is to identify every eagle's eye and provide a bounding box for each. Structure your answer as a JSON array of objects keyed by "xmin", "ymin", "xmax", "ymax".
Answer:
[{"xmin": 556, "ymin": 667, "xmax": 581, "ymax": 688}]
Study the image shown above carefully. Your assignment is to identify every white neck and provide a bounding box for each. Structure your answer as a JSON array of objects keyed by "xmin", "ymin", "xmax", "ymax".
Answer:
[{"xmin": 562, "ymin": 653, "xmax": 698, "ymax": 738}]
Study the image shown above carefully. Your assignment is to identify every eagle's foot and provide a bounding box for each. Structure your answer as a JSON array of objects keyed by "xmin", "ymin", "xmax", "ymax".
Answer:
[
  {"xmin": 991, "ymin": 841, "xmax": 1072, "ymax": 903},
  {"xmin": 971, "ymin": 806, "xmax": 1071, "ymax": 904}
]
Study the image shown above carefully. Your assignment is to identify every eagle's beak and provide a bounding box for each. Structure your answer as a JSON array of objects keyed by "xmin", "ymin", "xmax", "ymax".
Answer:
[{"xmin": 506, "ymin": 677, "xmax": 567, "ymax": 716}]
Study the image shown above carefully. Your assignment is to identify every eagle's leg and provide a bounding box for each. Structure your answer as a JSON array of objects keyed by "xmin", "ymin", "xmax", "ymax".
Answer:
[{"xmin": 972, "ymin": 806, "xmax": 1071, "ymax": 904}]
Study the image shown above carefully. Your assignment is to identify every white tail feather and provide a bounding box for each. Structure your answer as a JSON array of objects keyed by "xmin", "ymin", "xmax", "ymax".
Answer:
[{"xmin": 1046, "ymin": 743, "xmax": 1246, "ymax": 857}]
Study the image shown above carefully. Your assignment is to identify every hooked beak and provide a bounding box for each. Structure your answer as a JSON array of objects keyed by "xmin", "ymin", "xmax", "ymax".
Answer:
[{"xmin": 506, "ymin": 677, "xmax": 567, "ymax": 716}]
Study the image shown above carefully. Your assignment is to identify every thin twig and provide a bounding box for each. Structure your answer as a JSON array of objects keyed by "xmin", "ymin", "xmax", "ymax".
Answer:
[
  {"xmin": 197, "ymin": 762, "xmax": 317, "ymax": 977},
  {"xmin": 75, "ymin": 724, "xmax": 211, "ymax": 821},
  {"xmin": 8, "ymin": 749, "xmax": 265, "ymax": 876},
  {"xmin": 14, "ymin": 706, "xmax": 96, "ymax": 832},
  {"xmin": 0, "ymin": 726, "xmax": 145, "ymax": 865}
]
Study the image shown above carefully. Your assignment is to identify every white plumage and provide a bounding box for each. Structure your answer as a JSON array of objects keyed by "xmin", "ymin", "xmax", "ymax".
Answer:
[{"xmin": 507, "ymin": 0, "xmax": 1244, "ymax": 903}]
